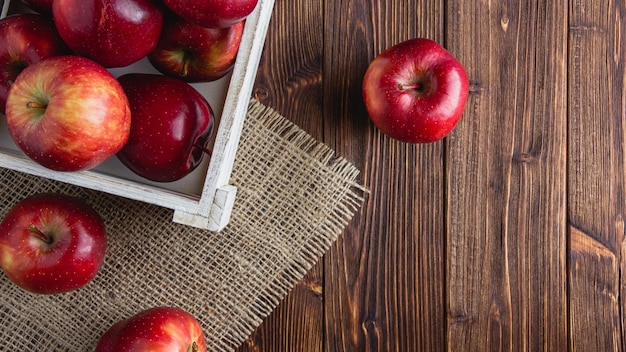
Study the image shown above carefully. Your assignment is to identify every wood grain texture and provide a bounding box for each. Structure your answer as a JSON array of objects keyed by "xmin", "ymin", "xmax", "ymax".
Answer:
[
  {"xmin": 321, "ymin": 1, "xmax": 446, "ymax": 351},
  {"xmin": 568, "ymin": 0, "xmax": 626, "ymax": 350},
  {"xmin": 238, "ymin": 0, "xmax": 325, "ymax": 351},
  {"xmin": 242, "ymin": 0, "xmax": 626, "ymax": 351},
  {"xmin": 446, "ymin": 0, "xmax": 568, "ymax": 350}
]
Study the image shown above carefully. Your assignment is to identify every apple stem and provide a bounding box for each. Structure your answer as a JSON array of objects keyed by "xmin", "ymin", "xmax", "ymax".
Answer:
[
  {"xmin": 398, "ymin": 83, "xmax": 422, "ymax": 91},
  {"xmin": 195, "ymin": 143, "xmax": 213, "ymax": 156},
  {"xmin": 188, "ymin": 342, "xmax": 199, "ymax": 352},
  {"xmin": 28, "ymin": 224, "xmax": 53, "ymax": 244},
  {"xmin": 26, "ymin": 101, "xmax": 47, "ymax": 109},
  {"xmin": 182, "ymin": 59, "xmax": 190, "ymax": 77}
]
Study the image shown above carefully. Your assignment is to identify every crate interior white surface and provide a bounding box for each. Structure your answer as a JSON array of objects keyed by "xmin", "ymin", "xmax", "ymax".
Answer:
[{"xmin": 0, "ymin": 0, "xmax": 275, "ymax": 231}]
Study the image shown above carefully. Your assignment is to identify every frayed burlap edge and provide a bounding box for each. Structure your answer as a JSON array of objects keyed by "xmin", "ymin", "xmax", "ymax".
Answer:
[
  {"xmin": 0, "ymin": 99, "xmax": 366, "ymax": 351},
  {"xmin": 209, "ymin": 99, "xmax": 366, "ymax": 350}
]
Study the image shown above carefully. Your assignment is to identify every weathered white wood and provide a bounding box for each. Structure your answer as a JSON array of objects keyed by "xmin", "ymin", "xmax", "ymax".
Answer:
[
  {"xmin": 183, "ymin": 0, "xmax": 276, "ymax": 229},
  {"xmin": 0, "ymin": 0, "xmax": 275, "ymax": 231},
  {"xmin": 1, "ymin": 0, "xmax": 9, "ymax": 18},
  {"xmin": 173, "ymin": 185, "xmax": 237, "ymax": 231}
]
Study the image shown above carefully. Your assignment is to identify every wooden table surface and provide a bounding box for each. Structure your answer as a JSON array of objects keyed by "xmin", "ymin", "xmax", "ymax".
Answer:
[{"xmin": 238, "ymin": 0, "xmax": 623, "ymax": 351}]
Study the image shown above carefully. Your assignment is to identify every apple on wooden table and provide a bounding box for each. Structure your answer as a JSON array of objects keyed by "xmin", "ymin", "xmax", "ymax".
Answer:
[
  {"xmin": 0, "ymin": 192, "xmax": 107, "ymax": 294},
  {"xmin": 52, "ymin": 0, "xmax": 164, "ymax": 68},
  {"xmin": 116, "ymin": 73, "xmax": 215, "ymax": 183},
  {"xmin": 161, "ymin": 0, "xmax": 258, "ymax": 28},
  {"xmin": 95, "ymin": 306, "xmax": 207, "ymax": 351},
  {"xmin": 148, "ymin": 13, "xmax": 245, "ymax": 82},
  {"xmin": 0, "ymin": 13, "xmax": 69, "ymax": 114},
  {"xmin": 5, "ymin": 55, "xmax": 131, "ymax": 172},
  {"xmin": 362, "ymin": 37, "xmax": 469, "ymax": 143}
]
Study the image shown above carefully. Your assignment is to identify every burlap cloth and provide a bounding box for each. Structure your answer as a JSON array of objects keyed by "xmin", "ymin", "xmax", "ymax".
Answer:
[{"xmin": 0, "ymin": 99, "xmax": 365, "ymax": 351}]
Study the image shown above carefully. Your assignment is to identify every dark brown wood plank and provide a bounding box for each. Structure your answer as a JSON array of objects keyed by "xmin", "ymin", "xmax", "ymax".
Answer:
[
  {"xmin": 251, "ymin": 1, "xmax": 325, "ymax": 136},
  {"xmin": 238, "ymin": 0, "xmax": 326, "ymax": 350},
  {"xmin": 240, "ymin": 266, "xmax": 325, "ymax": 351},
  {"xmin": 445, "ymin": 0, "xmax": 568, "ymax": 350},
  {"xmin": 568, "ymin": 1, "xmax": 626, "ymax": 350},
  {"xmin": 322, "ymin": 0, "xmax": 446, "ymax": 351}
]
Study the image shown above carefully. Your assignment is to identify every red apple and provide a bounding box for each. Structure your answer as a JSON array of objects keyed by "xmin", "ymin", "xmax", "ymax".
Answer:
[
  {"xmin": 362, "ymin": 38, "xmax": 469, "ymax": 143},
  {"xmin": 52, "ymin": 0, "xmax": 164, "ymax": 68},
  {"xmin": 19, "ymin": 0, "xmax": 53, "ymax": 14},
  {"xmin": 95, "ymin": 306, "xmax": 207, "ymax": 351},
  {"xmin": 148, "ymin": 13, "xmax": 244, "ymax": 82},
  {"xmin": 5, "ymin": 55, "xmax": 131, "ymax": 171},
  {"xmin": 116, "ymin": 73, "xmax": 214, "ymax": 182},
  {"xmin": 161, "ymin": 0, "xmax": 258, "ymax": 28},
  {"xmin": 0, "ymin": 13, "xmax": 69, "ymax": 114},
  {"xmin": 0, "ymin": 192, "xmax": 107, "ymax": 294}
]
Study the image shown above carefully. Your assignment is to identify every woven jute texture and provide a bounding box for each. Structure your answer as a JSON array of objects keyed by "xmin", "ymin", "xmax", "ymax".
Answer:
[{"xmin": 0, "ymin": 99, "xmax": 364, "ymax": 351}]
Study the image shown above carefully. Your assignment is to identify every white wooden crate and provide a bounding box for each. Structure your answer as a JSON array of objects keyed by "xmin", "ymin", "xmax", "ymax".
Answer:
[{"xmin": 0, "ymin": 0, "xmax": 275, "ymax": 231}]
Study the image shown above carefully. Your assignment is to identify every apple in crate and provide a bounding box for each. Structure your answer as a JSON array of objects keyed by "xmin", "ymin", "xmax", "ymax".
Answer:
[
  {"xmin": 5, "ymin": 55, "xmax": 131, "ymax": 172},
  {"xmin": 0, "ymin": 193, "xmax": 107, "ymax": 294},
  {"xmin": 116, "ymin": 73, "xmax": 214, "ymax": 182},
  {"xmin": 95, "ymin": 306, "xmax": 207, "ymax": 351},
  {"xmin": 162, "ymin": 0, "xmax": 258, "ymax": 28},
  {"xmin": 0, "ymin": 13, "xmax": 69, "ymax": 114},
  {"xmin": 52, "ymin": 0, "xmax": 164, "ymax": 68},
  {"xmin": 19, "ymin": 0, "xmax": 53, "ymax": 14},
  {"xmin": 148, "ymin": 13, "xmax": 245, "ymax": 82},
  {"xmin": 362, "ymin": 38, "xmax": 469, "ymax": 143}
]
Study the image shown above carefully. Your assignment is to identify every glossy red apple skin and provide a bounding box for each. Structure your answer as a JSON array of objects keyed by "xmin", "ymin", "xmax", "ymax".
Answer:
[
  {"xmin": 0, "ymin": 192, "xmax": 107, "ymax": 294},
  {"xmin": 5, "ymin": 55, "xmax": 131, "ymax": 171},
  {"xmin": 52, "ymin": 0, "xmax": 164, "ymax": 68},
  {"xmin": 148, "ymin": 13, "xmax": 244, "ymax": 82},
  {"xmin": 362, "ymin": 38, "xmax": 469, "ymax": 143},
  {"xmin": 0, "ymin": 13, "xmax": 69, "ymax": 114},
  {"xmin": 19, "ymin": 0, "xmax": 53, "ymax": 14},
  {"xmin": 116, "ymin": 73, "xmax": 214, "ymax": 182},
  {"xmin": 162, "ymin": 0, "xmax": 258, "ymax": 28},
  {"xmin": 95, "ymin": 306, "xmax": 207, "ymax": 352}
]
